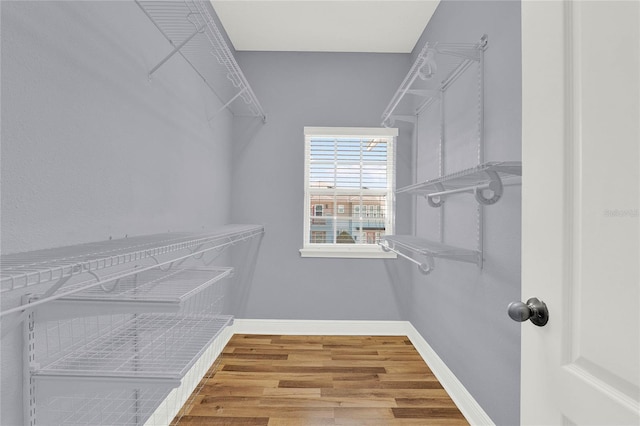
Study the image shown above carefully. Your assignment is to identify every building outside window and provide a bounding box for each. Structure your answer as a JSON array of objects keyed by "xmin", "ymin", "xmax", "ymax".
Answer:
[
  {"xmin": 301, "ymin": 127, "xmax": 398, "ymax": 258},
  {"xmin": 311, "ymin": 231, "xmax": 327, "ymax": 243}
]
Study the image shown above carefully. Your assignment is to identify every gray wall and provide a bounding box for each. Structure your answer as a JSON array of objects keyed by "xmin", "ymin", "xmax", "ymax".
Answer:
[
  {"xmin": 229, "ymin": 51, "xmax": 412, "ymax": 320},
  {"xmin": 1, "ymin": 1, "xmax": 235, "ymax": 423},
  {"xmin": 400, "ymin": 1, "xmax": 522, "ymax": 425}
]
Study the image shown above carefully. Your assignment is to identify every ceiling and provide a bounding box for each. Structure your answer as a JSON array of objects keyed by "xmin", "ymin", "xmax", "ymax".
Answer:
[{"xmin": 210, "ymin": 1, "xmax": 440, "ymax": 53}]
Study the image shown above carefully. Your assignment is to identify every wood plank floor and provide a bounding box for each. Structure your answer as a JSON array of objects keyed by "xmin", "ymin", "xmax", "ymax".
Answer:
[{"xmin": 174, "ymin": 334, "xmax": 469, "ymax": 425}]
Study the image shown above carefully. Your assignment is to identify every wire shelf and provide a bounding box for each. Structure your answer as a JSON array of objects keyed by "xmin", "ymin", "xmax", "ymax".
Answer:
[
  {"xmin": 57, "ymin": 267, "xmax": 232, "ymax": 303},
  {"xmin": 136, "ymin": 0, "xmax": 266, "ymax": 121},
  {"xmin": 34, "ymin": 268, "xmax": 232, "ymax": 321},
  {"xmin": 1, "ymin": 225, "xmax": 263, "ymax": 313},
  {"xmin": 381, "ymin": 36, "xmax": 488, "ymax": 127},
  {"xmin": 396, "ymin": 161, "xmax": 522, "ymax": 206},
  {"xmin": 37, "ymin": 387, "xmax": 172, "ymax": 426},
  {"xmin": 34, "ymin": 314, "xmax": 233, "ymax": 380},
  {"xmin": 381, "ymin": 235, "xmax": 481, "ymax": 274}
]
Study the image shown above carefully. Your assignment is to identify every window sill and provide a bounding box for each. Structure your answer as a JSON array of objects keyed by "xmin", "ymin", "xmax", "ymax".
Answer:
[{"xmin": 299, "ymin": 246, "xmax": 398, "ymax": 259}]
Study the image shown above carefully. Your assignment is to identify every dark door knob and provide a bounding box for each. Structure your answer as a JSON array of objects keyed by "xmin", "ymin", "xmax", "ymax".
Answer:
[{"xmin": 508, "ymin": 297, "xmax": 549, "ymax": 326}]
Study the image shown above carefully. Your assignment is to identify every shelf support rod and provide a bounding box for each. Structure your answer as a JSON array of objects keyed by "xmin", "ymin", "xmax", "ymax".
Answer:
[
  {"xmin": 379, "ymin": 242, "xmax": 434, "ymax": 274},
  {"xmin": 40, "ymin": 275, "xmax": 72, "ymax": 299},
  {"xmin": 428, "ymin": 184, "xmax": 486, "ymax": 199},
  {"xmin": 208, "ymin": 87, "xmax": 247, "ymax": 121},
  {"xmin": 148, "ymin": 24, "xmax": 206, "ymax": 78}
]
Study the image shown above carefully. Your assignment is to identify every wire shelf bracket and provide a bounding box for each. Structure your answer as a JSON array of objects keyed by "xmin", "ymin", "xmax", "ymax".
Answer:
[
  {"xmin": 135, "ymin": 0, "xmax": 266, "ymax": 122},
  {"xmin": 382, "ymin": 35, "xmax": 488, "ymax": 128},
  {"xmin": 147, "ymin": 23, "xmax": 206, "ymax": 79}
]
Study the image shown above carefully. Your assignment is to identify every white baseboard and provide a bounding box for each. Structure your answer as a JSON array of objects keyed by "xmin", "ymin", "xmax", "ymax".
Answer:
[
  {"xmin": 231, "ymin": 318, "xmax": 410, "ymax": 336},
  {"xmin": 403, "ymin": 322, "xmax": 495, "ymax": 426},
  {"xmin": 231, "ymin": 318, "xmax": 495, "ymax": 426}
]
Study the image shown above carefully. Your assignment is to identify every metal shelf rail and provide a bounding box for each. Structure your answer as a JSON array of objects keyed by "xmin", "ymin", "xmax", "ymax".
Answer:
[
  {"xmin": 135, "ymin": 0, "xmax": 266, "ymax": 122},
  {"xmin": 1, "ymin": 224, "xmax": 263, "ymax": 316},
  {"xmin": 380, "ymin": 235, "xmax": 482, "ymax": 274},
  {"xmin": 381, "ymin": 35, "xmax": 488, "ymax": 127},
  {"xmin": 396, "ymin": 161, "xmax": 522, "ymax": 207}
]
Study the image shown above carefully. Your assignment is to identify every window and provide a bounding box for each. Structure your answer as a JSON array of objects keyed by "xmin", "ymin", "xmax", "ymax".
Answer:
[{"xmin": 301, "ymin": 127, "xmax": 398, "ymax": 258}]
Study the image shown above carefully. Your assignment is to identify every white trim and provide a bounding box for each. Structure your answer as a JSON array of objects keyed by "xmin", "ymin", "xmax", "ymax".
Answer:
[
  {"xmin": 299, "ymin": 246, "xmax": 397, "ymax": 259},
  {"xmin": 303, "ymin": 127, "xmax": 397, "ymax": 254},
  {"xmin": 304, "ymin": 126, "xmax": 398, "ymax": 137},
  {"xmin": 229, "ymin": 319, "xmax": 495, "ymax": 426},
  {"xmin": 232, "ymin": 319, "xmax": 409, "ymax": 335}
]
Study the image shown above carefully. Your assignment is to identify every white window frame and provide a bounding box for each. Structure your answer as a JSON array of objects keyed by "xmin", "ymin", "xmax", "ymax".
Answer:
[{"xmin": 300, "ymin": 126, "xmax": 398, "ymax": 259}]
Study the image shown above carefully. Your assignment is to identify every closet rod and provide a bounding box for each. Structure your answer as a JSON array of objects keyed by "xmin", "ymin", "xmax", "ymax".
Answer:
[{"xmin": 378, "ymin": 242, "xmax": 433, "ymax": 274}]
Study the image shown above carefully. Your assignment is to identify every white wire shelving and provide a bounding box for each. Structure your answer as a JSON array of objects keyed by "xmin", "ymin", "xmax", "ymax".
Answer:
[
  {"xmin": 380, "ymin": 235, "xmax": 481, "ymax": 274},
  {"xmin": 135, "ymin": 0, "xmax": 266, "ymax": 122},
  {"xmin": 34, "ymin": 314, "xmax": 233, "ymax": 390},
  {"xmin": 381, "ymin": 35, "xmax": 488, "ymax": 127},
  {"xmin": 6, "ymin": 224, "xmax": 264, "ymax": 426},
  {"xmin": 1, "ymin": 224, "xmax": 264, "ymax": 316},
  {"xmin": 36, "ymin": 267, "xmax": 233, "ymax": 321},
  {"xmin": 396, "ymin": 161, "xmax": 522, "ymax": 207}
]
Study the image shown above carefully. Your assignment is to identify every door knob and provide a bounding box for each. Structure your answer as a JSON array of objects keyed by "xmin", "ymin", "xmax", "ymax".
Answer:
[{"xmin": 508, "ymin": 297, "xmax": 549, "ymax": 326}]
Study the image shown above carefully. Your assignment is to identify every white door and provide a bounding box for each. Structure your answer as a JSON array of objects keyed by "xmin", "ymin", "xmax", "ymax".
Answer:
[{"xmin": 521, "ymin": 1, "xmax": 639, "ymax": 424}]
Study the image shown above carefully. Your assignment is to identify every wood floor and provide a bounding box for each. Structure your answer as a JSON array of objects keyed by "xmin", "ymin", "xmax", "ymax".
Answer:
[{"xmin": 174, "ymin": 334, "xmax": 469, "ymax": 425}]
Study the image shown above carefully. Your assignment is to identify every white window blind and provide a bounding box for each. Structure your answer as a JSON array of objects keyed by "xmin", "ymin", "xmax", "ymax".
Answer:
[{"xmin": 302, "ymin": 127, "xmax": 398, "ymax": 258}]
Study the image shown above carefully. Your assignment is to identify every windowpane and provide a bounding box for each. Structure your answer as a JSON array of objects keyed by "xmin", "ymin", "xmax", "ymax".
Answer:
[
  {"xmin": 304, "ymin": 128, "xmax": 396, "ymax": 253},
  {"xmin": 309, "ymin": 138, "xmax": 388, "ymax": 189}
]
